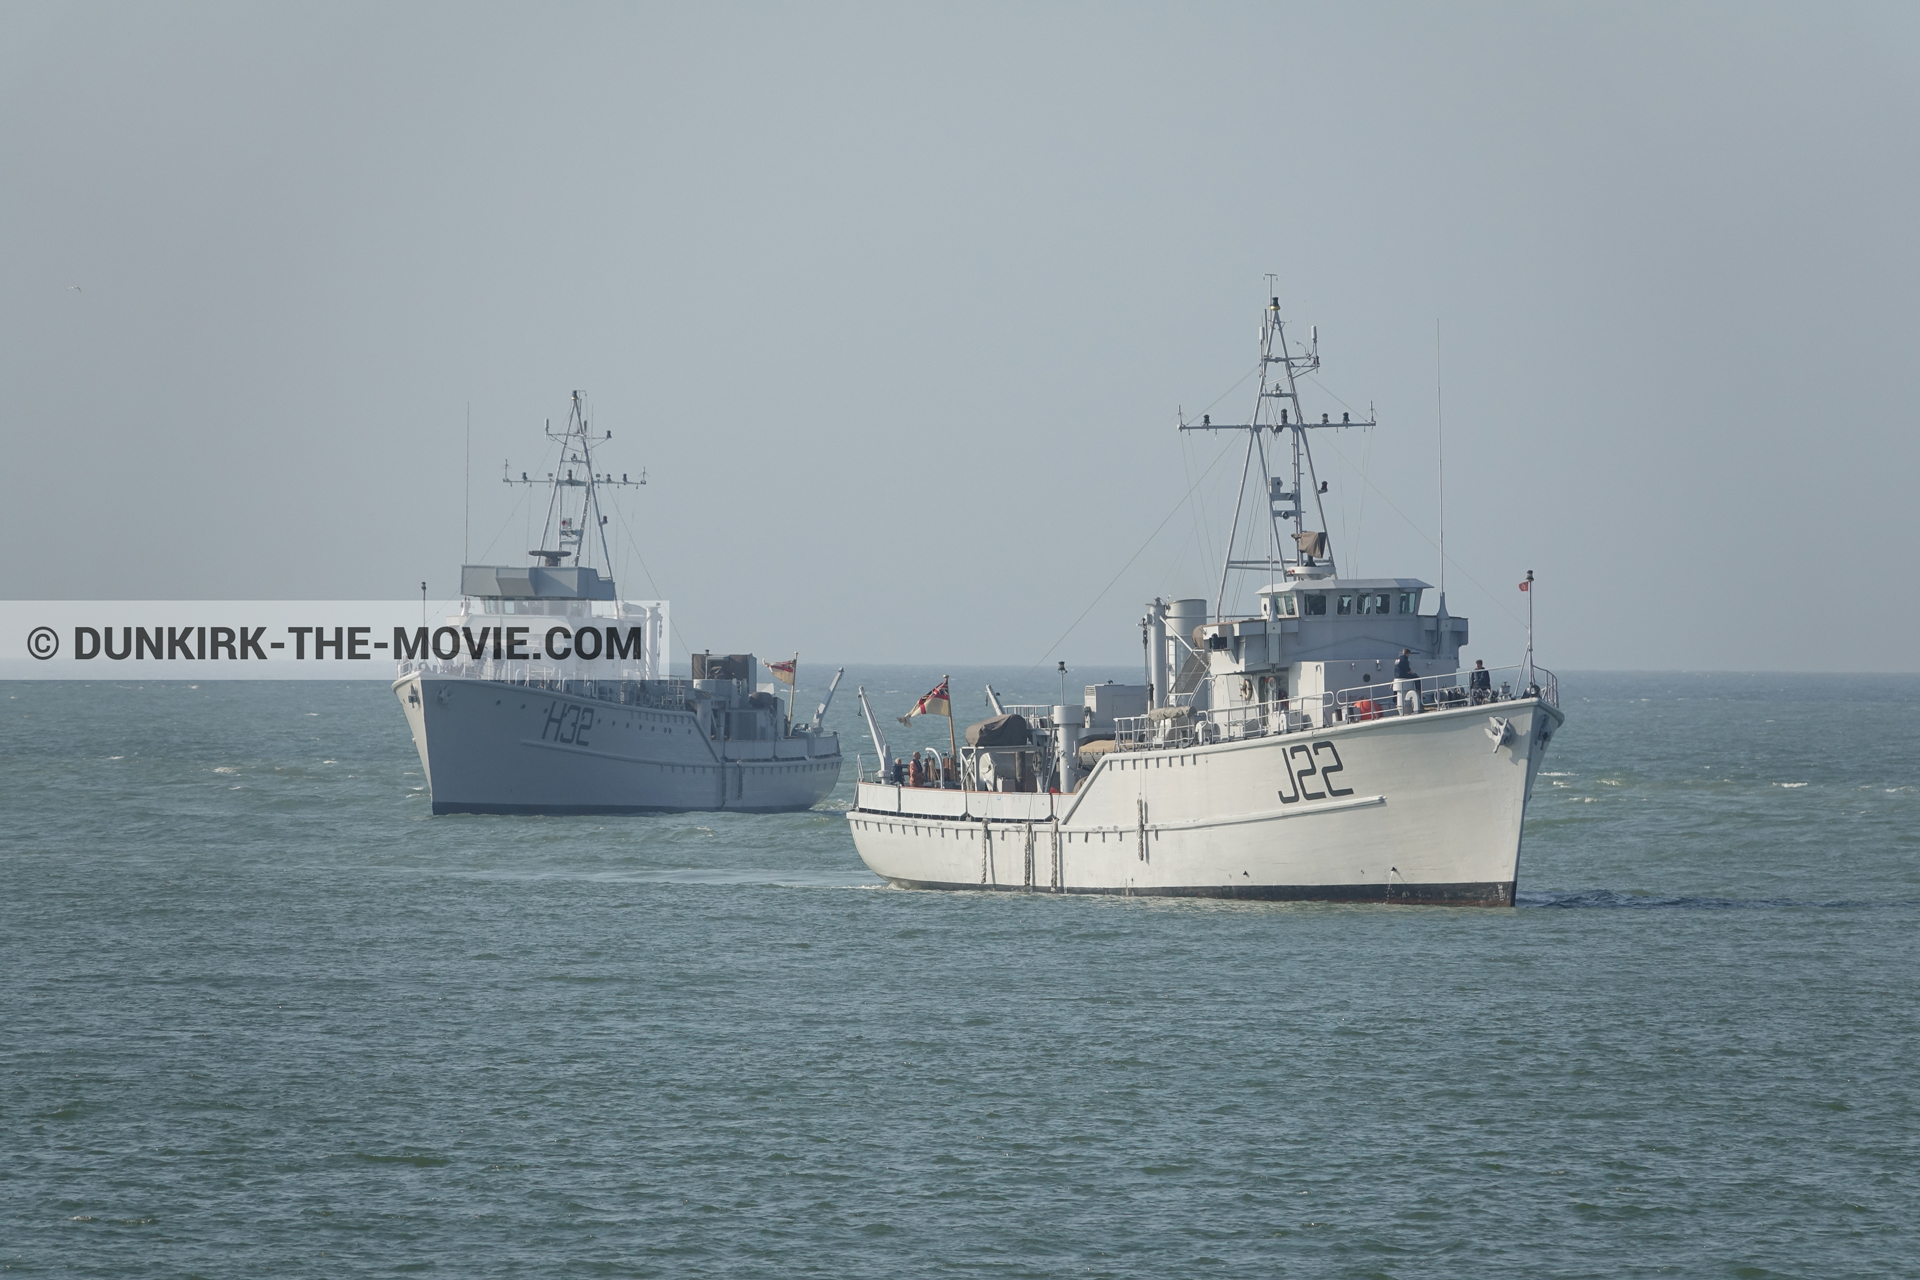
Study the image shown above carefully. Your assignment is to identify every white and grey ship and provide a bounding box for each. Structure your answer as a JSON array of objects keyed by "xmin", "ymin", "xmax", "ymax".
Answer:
[
  {"xmin": 847, "ymin": 298, "xmax": 1561, "ymax": 905},
  {"xmin": 394, "ymin": 392, "xmax": 843, "ymax": 814}
]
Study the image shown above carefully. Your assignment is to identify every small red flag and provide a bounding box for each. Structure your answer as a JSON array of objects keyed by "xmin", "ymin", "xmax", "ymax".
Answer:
[{"xmin": 1518, "ymin": 581, "xmax": 1529, "ymax": 592}]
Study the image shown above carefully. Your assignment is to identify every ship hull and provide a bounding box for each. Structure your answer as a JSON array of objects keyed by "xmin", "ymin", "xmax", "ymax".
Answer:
[
  {"xmin": 396, "ymin": 673, "xmax": 842, "ymax": 815},
  {"xmin": 847, "ymin": 698, "xmax": 1558, "ymax": 905}
]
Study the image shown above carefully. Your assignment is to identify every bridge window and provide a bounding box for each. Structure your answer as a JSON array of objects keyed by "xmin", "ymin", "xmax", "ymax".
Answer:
[
  {"xmin": 1302, "ymin": 594, "xmax": 1327, "ymax": 616},
  {"xmin": 1398, "ymin": 590, "xmax": 1420, "ymax": 614},
  {"xmin": 1336, "ymin": 594, "xmax": 1354, "ymax": 615},
  {"xmin": 1266, "ymin": 594, "xmax": 1297, "ymax": 618},
  {"xmin": 1359, "ymin": 593, "xmax": 1389, "ymax": 615}
]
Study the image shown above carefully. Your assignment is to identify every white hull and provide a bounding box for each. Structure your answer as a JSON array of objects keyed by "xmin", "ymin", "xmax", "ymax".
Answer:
[
  {"xmin": 847, "ymin": 699, "xmax": 1559, "ymax": 905},
  {"xmin": 396, "ymin": 673, "xmax": 842, "ymax": 814}
]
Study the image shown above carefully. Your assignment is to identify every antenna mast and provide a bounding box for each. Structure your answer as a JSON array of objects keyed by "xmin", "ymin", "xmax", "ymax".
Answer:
[
  {"xmin": 1179, "ymin": 284, "xmax": 1373, "ymax": 618},
  {"xmin": 501, "ymin": 391, "xmax": 644, "ymax": 571},
  {"xmin": 1435, "ymin": 321, "xmax": 1446, "ymax": 606},
  {"xmin": 1523, "ymin": 569, "xmax": 1535, "ymax": 687}
]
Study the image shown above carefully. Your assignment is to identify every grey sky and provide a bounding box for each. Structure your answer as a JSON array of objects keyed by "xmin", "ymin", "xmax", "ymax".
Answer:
[{"xmin": 5, "ymin": 3, "xmax": 1917, "ymax": 671}]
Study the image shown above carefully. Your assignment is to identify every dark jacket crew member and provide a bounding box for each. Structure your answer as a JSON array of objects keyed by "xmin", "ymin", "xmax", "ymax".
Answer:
[
  {"xmin": 1469, "ymin": 660, "xmax": 1492, "ymax": 702},
  {"xmin": 1393, "ymin": 649, "xmax": 1416, "ymax": 681}
]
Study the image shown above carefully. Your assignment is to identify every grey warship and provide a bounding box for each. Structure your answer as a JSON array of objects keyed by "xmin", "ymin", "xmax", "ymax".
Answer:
[{"xmin": 393, "ymin": 392, "xmax": 843, "ymax": 814}]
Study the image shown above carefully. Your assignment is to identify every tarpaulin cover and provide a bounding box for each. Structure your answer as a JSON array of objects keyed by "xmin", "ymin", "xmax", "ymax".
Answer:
[
  {"xmin": 1078, "ymin": 739, "xmax": 1119, "ymax": 768},
  {"xmin": 692, "ymin": 653, "xmax": 754, "ymax": 680},
  {"xmin": 965, "ymin": 713, "xmax": 1031, "ymax": 747}
]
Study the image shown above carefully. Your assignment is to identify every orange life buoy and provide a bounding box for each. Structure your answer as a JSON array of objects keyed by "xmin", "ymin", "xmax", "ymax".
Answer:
[{"xmin": 1354, "ymin": 698, "xmax": 1380, "ymax": 721}]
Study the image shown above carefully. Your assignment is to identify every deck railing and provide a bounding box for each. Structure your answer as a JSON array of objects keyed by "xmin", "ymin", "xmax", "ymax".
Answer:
[
  {"xmin": 1114, "ymin": 662, "xmax": 1556, "ymax": 751},
  {"xmin": 397, "ymin": 659, "xmax": 694, "ymax": 711}
]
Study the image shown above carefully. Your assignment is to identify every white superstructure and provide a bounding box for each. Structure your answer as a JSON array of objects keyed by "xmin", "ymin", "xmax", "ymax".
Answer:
[
  {"xmin": 845, "ymin": 297, "xmax": 1560, "ymax": 904},
  {"xmin": 394, "ymin": 392, "xmax": 842, "ymax": 814}
]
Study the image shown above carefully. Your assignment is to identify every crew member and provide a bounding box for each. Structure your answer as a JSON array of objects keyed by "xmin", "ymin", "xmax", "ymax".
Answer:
[{"xmin": 1393, "ymin": 648, "xmax": 1420, "ymax": 715}]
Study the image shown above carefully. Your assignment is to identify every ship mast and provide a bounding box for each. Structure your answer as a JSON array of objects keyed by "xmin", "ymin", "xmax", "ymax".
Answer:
[
  {"xmin": 1179, "ymin": 286, "xmax": 1373, "ymax": 617},
  {"xmin": 503, "ymin": 391, "xmax": 644, "ymax": 574}
]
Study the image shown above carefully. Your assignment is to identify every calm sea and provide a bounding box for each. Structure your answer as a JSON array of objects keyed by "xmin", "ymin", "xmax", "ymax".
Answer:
[{"xmin": 3, "ymin": 671, "xmax": 1916, "ymax": 1277}]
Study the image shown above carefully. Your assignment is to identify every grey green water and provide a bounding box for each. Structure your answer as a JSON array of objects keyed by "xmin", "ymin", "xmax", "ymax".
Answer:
[{"xmin": 3, "ymin": 672, "xmax": 1917, "ymax": 1277}]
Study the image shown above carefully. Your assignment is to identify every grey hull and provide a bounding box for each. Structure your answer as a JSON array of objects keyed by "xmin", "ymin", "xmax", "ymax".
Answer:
[
  {"xmin": 431, "ymin": 800, "xmax": 834, "ymax": 816},
  {"xmin": 397, "ymin": 673, "xmax": 842, "ymax": 815}
]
